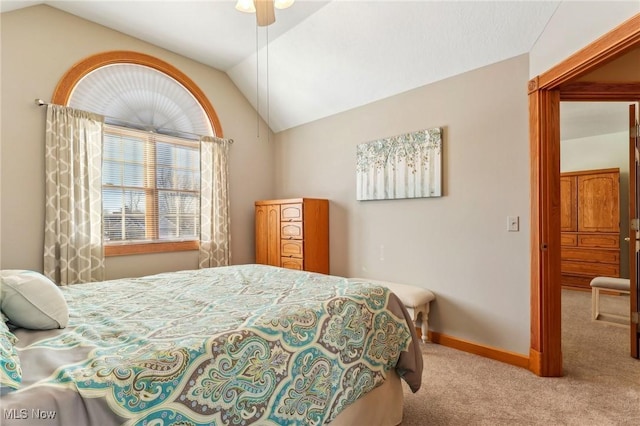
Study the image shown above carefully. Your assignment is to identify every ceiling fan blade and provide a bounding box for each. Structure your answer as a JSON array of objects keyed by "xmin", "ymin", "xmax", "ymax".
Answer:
[{"xmin": 255, "ymin": 0, "xmax": 275, "ymax": 26}]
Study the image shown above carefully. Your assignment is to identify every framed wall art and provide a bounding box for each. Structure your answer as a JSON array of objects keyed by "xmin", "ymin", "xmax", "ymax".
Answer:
[{"xmin": 356, "ymin": 127, "xmax": 442, "ymax": 201}]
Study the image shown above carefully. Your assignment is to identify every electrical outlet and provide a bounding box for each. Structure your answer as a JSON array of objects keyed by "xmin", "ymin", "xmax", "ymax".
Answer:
[{"xmin": 507, "ymin": 216, "xmax": 519, "ymax": 232}]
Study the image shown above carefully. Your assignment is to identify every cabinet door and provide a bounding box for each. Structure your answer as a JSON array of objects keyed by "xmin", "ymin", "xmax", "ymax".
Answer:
[
  {"xmin": 560, "ymin": 176, "xmax": 577, "ymax": 232},
  {"xmin": 266, "ymin": 205, "xmax": 281, "ymax": 266},
  {"xmin": 577, "ymin": 172, "xmax": 620, "ymax": 233},
  {"xmin": 255, "ymin": 204, "xmax": 281, "ymax": 267},
  {"xmin": 255, "ymin": 205, "xmax": 268, "ymax": 265}
]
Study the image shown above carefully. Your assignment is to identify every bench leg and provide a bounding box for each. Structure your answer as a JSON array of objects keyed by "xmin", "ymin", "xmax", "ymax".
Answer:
[
  {"xmin": 421, "ymin": 319, "xmax": 429, "ymax": 343},
  {"xmin": 419, "ymin": 305, "xmax": 430, "ymax": 343},
  {"xmin": 592, "ymin": 287, "xmax": 599, "ymax": 320}
]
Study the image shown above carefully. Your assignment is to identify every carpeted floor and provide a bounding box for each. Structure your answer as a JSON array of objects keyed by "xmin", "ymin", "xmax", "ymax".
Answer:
[{"xmin": 400, "ymin": 289, "xmax": 639, "ymax": 425}]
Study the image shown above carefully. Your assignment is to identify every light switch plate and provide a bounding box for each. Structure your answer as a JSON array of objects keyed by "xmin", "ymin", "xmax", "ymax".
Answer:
[{"xmin": 507, "ymin": 216, "xmax": 519, "ymax": 232}]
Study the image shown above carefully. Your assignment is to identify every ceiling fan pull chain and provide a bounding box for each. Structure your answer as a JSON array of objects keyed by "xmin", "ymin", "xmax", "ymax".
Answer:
[
  {"xmin": 256, "ymin": 20, "xmax": 260, "ymax": 138},
  {"xmin": 267, "ymin": 24, "xmax": 270, "ymax": 144}
]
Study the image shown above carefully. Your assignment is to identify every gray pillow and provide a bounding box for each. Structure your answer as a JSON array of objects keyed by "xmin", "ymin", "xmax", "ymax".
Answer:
[{"xmin": 0, "ymin": 270, "xmax": 68, "ymax": 329}]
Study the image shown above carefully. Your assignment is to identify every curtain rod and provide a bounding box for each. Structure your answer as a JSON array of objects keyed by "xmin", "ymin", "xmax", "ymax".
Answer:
[{"xmin": 34, "ymin": 99, "xmax": 233, "ymax": 144}]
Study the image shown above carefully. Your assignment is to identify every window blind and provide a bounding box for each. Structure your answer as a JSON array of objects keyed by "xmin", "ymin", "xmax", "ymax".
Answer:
[{"xmin": 102, "ymin": 125, "xmax": 200, "ymax": 244}]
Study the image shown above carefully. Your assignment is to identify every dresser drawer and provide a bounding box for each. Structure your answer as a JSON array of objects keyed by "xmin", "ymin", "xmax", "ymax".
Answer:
[
  {"xmin": 281, "ymin": 222, "xmax": 303, "ymax": 239},
  {"xmin": 560, "ymin": 247, "xmax": 619, "ymax": 264},
  {"xmin": 281, "ymin": 203, "xmax": 303, "ymax": 221},
  {"xmin": 560, "ymin": 260, "xmax": 619, "ymax": 277},
  {"xmin": 577, "ymin": 234, "xmax": 619, "ymax": 249},
  {"xmin": 281, "ymin": 257, "xmax": 303, "ymax": 270},
  {"xmin": 561, "ymin": 233, "xmax": 577, "ymax": 246},
  {"xmin": 281, "ymin": 240, "xmax": 303, "ymax": 258}
]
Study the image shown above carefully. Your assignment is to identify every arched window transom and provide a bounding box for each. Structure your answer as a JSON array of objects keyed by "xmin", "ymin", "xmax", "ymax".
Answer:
[{"xmin": 68, "ymin": 63, "xmax": 212, "ymax": 138}]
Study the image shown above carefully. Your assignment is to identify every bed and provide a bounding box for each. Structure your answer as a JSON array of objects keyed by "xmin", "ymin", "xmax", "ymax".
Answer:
[{"xmin": 0, "ymin": 264, "xmax": 422, "ymax": 425}]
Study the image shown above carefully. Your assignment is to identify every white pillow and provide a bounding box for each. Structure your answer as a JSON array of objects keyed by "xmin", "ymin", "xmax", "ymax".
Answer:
[{"xmin": 0, "ymin": 270, "xmax": 69, "ymax": 329}]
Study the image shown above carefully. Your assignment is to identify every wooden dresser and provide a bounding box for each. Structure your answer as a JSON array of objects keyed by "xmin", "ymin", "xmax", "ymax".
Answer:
[
  {"xmin": 255, "ymin": 198, "xmax": 329, "ymax": 274},
  {"xmin": 560, "ymin": 168, "xmax": 620, "ymax": 291}
]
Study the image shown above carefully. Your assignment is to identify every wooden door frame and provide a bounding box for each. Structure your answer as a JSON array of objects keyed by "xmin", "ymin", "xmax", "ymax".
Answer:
[
  {"xmin": 629, "ymin": 104, "xmax": 639, "ymax": 359},
  {"xmin": 528, "ymin": 13, "xmax": 640, "ymax": 377}
]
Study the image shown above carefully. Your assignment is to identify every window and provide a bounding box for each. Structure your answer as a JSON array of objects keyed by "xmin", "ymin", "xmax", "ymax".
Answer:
[
  {"xmin": 102, "ymin": 126, "xmax": 200, "ymax": 250},
  {"xmin": 52, "ymin": 51, "xmax": 224, "ymax": 257}
]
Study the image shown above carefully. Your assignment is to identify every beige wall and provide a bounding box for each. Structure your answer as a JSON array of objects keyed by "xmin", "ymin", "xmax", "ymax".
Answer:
[
  {"xmin": 0, "ymin": 5, "xmax": 276, "ymax": 278},
  {"xmin": 275, "ymin": 55, "xmax": 531, "ymax": 354}
]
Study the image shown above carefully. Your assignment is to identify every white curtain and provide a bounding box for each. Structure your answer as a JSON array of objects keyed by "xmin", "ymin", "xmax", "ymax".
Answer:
[
  {"xmin": 199, "ymin": 136, "xmax": 231, "ymax": 268},
  {"xmin": 44, "ymin": 105, "xmax": 105, "ymax": 285}
]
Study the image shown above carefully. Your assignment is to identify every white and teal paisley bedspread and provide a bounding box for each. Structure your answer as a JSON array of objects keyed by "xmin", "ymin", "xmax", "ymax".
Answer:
[{"xmin": 1, "ymin": 264, "xmax": 422, "ymax": 426}]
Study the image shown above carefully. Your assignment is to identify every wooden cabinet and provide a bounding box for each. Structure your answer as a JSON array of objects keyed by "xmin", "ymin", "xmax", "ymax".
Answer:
[
  {"xmin": 560, "ymin": 169, "xmax": 620, "ymax": 291},
  {"xmin": 255, "ymin": 198, "xmax": 329, "ymax": 274}
]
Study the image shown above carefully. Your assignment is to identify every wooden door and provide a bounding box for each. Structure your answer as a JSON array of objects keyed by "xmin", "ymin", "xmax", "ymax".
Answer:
[
  {"xmin": 577, "ymin": 172, "xmax": 620, "ymax": 233},
  {"xmin": 266, "ymin": 205, "xmax": 281, "ymax": 266},
  {"xmin": 630, "ymin": 103, "xmax": 639, "ymax": 359},
  {"xmin": 255, "ymin": 205, "xmax": 268, "ymax": 265},
  {"xmin": 560, "ymin": 176, "xmax": 577, "ymax": 232},
  {"xmin": 255, "ymin": 204, "xmax": 281, "ymax": 267}
]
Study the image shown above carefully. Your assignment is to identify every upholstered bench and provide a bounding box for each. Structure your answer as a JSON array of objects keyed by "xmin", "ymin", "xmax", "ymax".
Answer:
[
  {"xmin": 589, "ymin": 276, "xmax": 630, "ymax": 323},
  {"xmin": 351, "ymin": 278, "xmax": 435, "ymax": 342}
]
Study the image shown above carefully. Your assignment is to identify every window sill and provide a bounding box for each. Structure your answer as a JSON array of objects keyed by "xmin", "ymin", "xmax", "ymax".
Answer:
[{"xmin": 105, "ymin": 240, "xmax": 199, "ymax": 257}]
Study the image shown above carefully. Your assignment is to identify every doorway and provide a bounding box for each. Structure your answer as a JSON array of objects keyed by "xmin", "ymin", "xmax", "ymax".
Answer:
[
  {"xmin": 560, "ymin": 101, "xmax": 631, "ymax": 288},
  {"xmin": 528, "ymin": 14, "xmax": 640, "ymax": 377},
  {"xmin": 559, "ymin": 101, "xmax": 633, "ymax": 361}
]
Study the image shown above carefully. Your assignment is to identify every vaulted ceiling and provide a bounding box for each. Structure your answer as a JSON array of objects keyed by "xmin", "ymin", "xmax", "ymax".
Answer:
[{"xmin": 1, "ymin": 1, "xmax": 636, "ymax": 138}]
